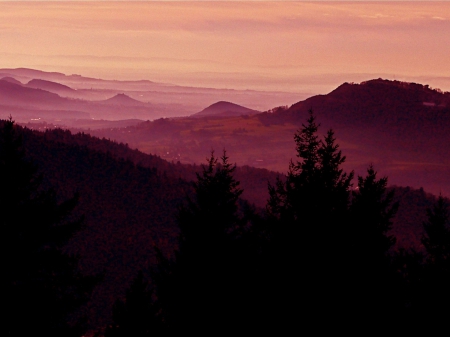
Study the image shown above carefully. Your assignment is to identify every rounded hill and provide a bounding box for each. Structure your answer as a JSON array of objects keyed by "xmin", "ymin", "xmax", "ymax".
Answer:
[
  {"xmin": 193, "ymin": 101, "xmax": 260, "ymax": 117},
  {"xmin": 102, "ymin": 93, "xmax": 146, "ymax": 106},
  {"xmin": 1, "ymin": 76, "xmax": 22, "ymax": 85}
]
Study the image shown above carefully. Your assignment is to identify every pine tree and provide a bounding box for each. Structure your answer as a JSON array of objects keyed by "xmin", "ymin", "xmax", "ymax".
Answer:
[
  {"xmin": 350, "ymin": 166, "xmax": 397, "ymax": 260},
  {"xmin": 347, "ymin": 165, "xmax": 400, "ymax": 320},
  {"xmin": 153, "ymin": 150, "xmax": 249, "ymax": 332},
  {"xmin": 268, "ymin": 110, "xmax": 353, "ymax": 229},
  {"xmin": 265, "ymin": 110, "xmax": 354, "ymax": 325},
  {"xmin": 1, "ymin": 118, "xmax": 94, "ymax": 337}
]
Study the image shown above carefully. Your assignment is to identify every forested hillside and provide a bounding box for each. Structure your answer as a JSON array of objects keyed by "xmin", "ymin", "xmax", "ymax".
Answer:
[
  {"xmin": 3, "ymin": 114, "xmax": 449, "ymax": 333},
  {"xmin": 12, "ymin": 123, "xmax": 278, "ymax": 327}
]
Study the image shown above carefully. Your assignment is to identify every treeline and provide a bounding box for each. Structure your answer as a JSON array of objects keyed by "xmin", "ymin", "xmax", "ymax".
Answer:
[
  {"xmin": 2, "ymin": 112, "xmax": 449, "ymax": 335},
  {"xmin": 104, "ymin": 112, "xmax": 450, "ymax": 334}
]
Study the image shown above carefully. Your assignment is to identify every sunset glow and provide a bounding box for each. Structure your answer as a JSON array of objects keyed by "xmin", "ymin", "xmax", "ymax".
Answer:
[
  {"xmin": 2, "ymin": 3, "xmax": 450, "ymax": 333},
  {"xmin": 1, "ymin": 1, "xmax": 449, "ymax": 93}
]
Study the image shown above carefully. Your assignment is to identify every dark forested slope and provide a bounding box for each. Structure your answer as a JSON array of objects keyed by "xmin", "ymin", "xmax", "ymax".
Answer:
[
  {"xmin": 13, "ymin": 125, "xmax": 278, "ymax": 327},
  {"xmin": 19, "ymin": 126, "xmax": 188, "ymax": 327},
  {"xmin": 7, "ymin": 120, "xmax": 447, "ymax": 329}
]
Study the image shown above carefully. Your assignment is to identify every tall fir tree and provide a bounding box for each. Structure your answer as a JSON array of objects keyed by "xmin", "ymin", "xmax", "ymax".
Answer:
[
  {"xmin": 347, "ymin": 166, "xmax": 400, "ymax": 321},
  {"xmin": 1, "ymin": 118, "xmax": 94, "ymax": 337},
  {"xmin": 153, "ymin": 150, "xmax": 254, "ymax": 332},
  {"xmin": 265, "ymin": 110, "xmax": 354, "ymax": 325},
  {"xmin": 267, "ymin": 110, "xmax": 353, "ymax": 231},
  {"xmin": 350, "ymin": 166, "xmax": 397, "ymax": 261}
]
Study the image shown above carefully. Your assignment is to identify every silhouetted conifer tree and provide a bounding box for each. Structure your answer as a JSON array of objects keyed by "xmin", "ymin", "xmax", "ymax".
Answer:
[
  {"xmin": 350, "ymin": 166, "xmax": 397, "ymax": 260},
  {"xmin": 153, "ymin": 150, "xmax": 255, "ymax": 332},
  {"xmin": 268, "ymin": 111, "xmax": 353, "ymax": 229},
  {"xmin": 1, "ymin": 118, "xmax": 94, "ymax": 337},
  {"xmin": 265, "ymin": 110, "xmax": 354, "ymax": 325},
  {"xmin": 348, "ymin": 166, "xmax": 400, "ymax": 320}
]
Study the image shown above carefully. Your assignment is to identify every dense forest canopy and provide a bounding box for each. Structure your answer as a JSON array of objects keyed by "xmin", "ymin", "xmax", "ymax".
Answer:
[{"xmin": 2, "ymin": 108, "xmax": 449, "ymax": 334}]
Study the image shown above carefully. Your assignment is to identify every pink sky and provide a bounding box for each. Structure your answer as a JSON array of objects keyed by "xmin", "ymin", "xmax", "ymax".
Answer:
[{"xmin": 1, "ymin": 1, "xmax": 449, "ymax": 94}]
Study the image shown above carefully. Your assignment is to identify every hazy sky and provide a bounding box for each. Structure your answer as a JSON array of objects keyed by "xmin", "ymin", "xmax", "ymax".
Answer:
[{"xmin": 1, "ymin": 1, "xmax": 449, "ymax": 93}]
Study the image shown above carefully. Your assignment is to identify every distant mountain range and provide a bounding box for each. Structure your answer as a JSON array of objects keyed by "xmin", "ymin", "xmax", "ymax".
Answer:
[
  {"xmin": 0, "ymin": 77, "xmax": 166, "ymax": 121},
  {"xmin": 1, "ymin": 67, "xmax": 448, "ymax": 195},
  {"xmin": 0, "ymin": 69, "xmax": 283, "ymax": 123},
  {"xmin": 0, "ymin": 79, "xmax": 67, "ymax": 106},
  {"xmin": 0, "ymin": 67, "xmax": 302, "ymax": 115}
]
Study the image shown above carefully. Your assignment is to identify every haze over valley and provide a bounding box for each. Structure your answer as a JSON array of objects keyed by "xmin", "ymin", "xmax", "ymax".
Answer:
[{"xmin": 1, "ymin": 67, "xmax": 447, "ymax": 198}]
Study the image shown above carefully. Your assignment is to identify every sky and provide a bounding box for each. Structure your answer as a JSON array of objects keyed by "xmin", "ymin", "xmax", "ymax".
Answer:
[{"xmin": 0, "ymin": 1, "xmax": 449, "ymax": 94}]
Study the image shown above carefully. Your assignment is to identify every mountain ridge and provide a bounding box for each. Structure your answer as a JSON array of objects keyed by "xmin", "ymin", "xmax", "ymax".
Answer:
[
  {"xmin": 0, "ymin": 79, "xmax": 66, "ymax": 106},
  {"xmin": 26, "ymin": 78, "xmax": 76, "ymax": 93}
]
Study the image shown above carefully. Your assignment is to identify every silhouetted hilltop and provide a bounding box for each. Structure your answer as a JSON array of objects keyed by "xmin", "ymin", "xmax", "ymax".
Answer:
[
  {"xmin": 258, "ymin": 77, "xmax": 450, "ymax": 160},
  {"xmin": 102, "ymin": 93, "xmax": 146, "ymax": 106},
  {"xmin": 1, "ymin": 76, "xmax": 22, "ymax": 85},
  {"xmin": 0, "ymin": 79, "xmax": 66, "ymax": 106},
  {"xmin": 26, "ymin": 78, "xmax": 75, "ymax": 93},
  {"xmin": 193, "ymin": 101, "xmax": 260, "ymax": 117},
  {"xmin": 286, "ymin": 79, "xmax": 450, "ymax": 128}
]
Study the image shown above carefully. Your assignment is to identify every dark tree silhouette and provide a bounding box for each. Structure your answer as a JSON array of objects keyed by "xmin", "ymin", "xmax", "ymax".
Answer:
[
  {"xmin": 153, "ymin": 150, "xmax": 256, "ymax": 332},
  {"xmin": 264, "ymin": 110, "xmax": 355, "ymax": 325},
  {"xmin": 419, "ymin": 195, "xmax": 450, "ymax": 317},
  {"xmin": 105, "ymin": 271, "xmax": 159, "ymax": 337},
  {"xmin": 350, "ymin": 165, "xmax": 398, "ymax": 262},
  {"xmin": 348, "ymin": 166, "xmax": 400, "ymax": 320},
  {"xmin": 422, "ymin": 195, "xmax": 450, "ymax": 265},
  {"xmin": 1, "ymin": 118, "xmax": 93, "ymax": 337},
  {"xmin": 268, "ymin": 110, "xmax": 353, "ymax": 227}
]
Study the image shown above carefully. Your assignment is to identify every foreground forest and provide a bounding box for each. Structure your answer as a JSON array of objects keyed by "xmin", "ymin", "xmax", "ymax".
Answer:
[{"xmin": 2, "ymin": 111, "xmax": 449, "ymax": 335}]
